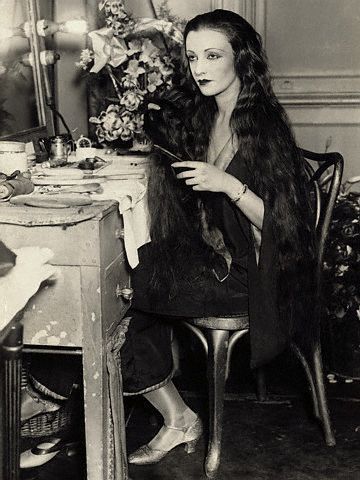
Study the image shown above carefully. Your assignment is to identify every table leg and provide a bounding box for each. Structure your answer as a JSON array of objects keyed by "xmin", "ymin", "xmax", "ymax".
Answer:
[
  {"xmin": 81, "ymin": 266, "xmax": 129, "ymax": 480},
  {"xmin": 81, "ymin": 267, "xmax": 110, "ymax": 480}
]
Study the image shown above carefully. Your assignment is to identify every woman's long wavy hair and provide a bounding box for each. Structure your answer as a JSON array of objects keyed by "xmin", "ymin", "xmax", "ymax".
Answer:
[
  {"xmin": 144, "ymin": 91, "xmax": 228, "ymax": 299},
  {"xmin": 182, "ymin": 10, "xmax": 316, "ymax": 335}
]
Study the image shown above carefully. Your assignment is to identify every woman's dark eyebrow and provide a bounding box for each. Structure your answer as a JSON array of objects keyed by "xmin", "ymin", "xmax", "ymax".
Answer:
[
  {"xmin": 186, "ymin": 48, "xmax": 226, "ymax": 55},
  {"xmin": 204, "ymin": 48, "xmax": 226, "ymax": 52}
]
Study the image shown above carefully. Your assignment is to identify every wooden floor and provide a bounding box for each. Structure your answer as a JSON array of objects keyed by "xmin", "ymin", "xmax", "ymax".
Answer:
[{"xmin": 20, "ymin": 345, "xmax": 360, "ymax": 479}]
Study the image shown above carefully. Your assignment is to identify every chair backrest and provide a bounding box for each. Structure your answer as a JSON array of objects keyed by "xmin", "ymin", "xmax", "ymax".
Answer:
[{"xmin": 300, "ymin": 148, "xmax": 344, "ymax": 279}]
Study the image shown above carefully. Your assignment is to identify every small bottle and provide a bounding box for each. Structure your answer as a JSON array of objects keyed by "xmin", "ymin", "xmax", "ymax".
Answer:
[{"xmin": 49, "ymin": 136, "xmax": 69, "ymax": 167}]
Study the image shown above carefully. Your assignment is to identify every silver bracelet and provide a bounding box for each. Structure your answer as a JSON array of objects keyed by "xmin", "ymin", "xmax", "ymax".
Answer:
[{"xmin": 230, "ymin": 184, "xmax": 248, "ymax": 204}]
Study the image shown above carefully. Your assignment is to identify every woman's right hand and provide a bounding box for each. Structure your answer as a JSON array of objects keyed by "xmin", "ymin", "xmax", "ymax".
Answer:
[{"xmin": 172, "ymin": 160, "xmax": 238, "ymax": 194}]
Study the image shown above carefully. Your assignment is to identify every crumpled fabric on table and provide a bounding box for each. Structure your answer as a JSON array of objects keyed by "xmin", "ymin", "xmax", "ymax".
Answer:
[
  {"xmin": 0, "ymin": 171, "xmax": 34, "ymax": 201},
  {"xmin": 0, "ymin": 246, "xmax": 56, "ymax": 331},
  {"xmin": 90, "ymin": 179, "xmax": 150, "ymax": 268}
]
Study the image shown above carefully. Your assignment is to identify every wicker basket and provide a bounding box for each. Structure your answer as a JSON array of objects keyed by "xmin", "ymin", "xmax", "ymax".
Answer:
[
  {"xmin": 21, "ymin": 405, "xmax": 74, "ymax": 438},
  {"xmin": 20, "ymin": 364, "xmax": 80, "ymax": 438}
]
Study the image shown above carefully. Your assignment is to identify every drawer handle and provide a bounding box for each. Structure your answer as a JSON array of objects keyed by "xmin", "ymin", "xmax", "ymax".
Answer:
[
  {"xmin": 115, "ymin": 228, "xmax": 124, "ymax": 239},
  {"xmin": 115, "ymin": 285, "xmax": 133, "ymax": 301}
]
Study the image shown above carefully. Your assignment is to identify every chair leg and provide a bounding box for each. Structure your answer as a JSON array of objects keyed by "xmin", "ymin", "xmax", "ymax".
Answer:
[
  {"xmin": 313, "ymin": 343, "xmax": 336, "ymax": 446},
  {"xmin": 291, "ymin": 342, "xmax": 320, "ymax": 419},
  {"xmin": 255, "ymin": 368, "xmax": 267, "ymax": 402},
  {"xmin": 205, "ymin": 329, "xmax": 229, "ymax": 479}
]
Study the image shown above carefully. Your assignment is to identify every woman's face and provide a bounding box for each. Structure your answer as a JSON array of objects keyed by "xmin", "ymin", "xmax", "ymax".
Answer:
[{"xmin": 185, "ymin": 28, "xmax": 240, "ymax": 99}]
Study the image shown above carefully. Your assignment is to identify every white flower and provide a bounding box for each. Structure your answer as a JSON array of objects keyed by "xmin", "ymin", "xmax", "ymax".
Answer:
[
  {"xmin": 109, "ymin": 1, "xmax": 125, "ymax": 15},
  {"xmin": 153, "ymin": 56, "xmax": 173, "ymax": 78},
  {"xmin": 99, "ymin": 1, "xmax": 125, "ymax": 14},
  {"xmin": 75, "ymin": 49, "xmax": 94, "ymax": 70},
  {"xmin": 120, "ymin": 91, "xmax": 143, "ymax": 111},
  {"xmin": 94, "ymin": 125, "xmax": 105, "ymax": 142},
  {"xmin": 117, "ymin": 111, "xmax": 137, "ymax": 141},
  {"xmin": 102, "ymin": 112, "xmax": 121, "ymax": 133},
  {"xmin": 126, "ymin": 40, "xmax": 142, "ymax": 56},
  {"xmin": 80, "ymin": 49, "xmax": 94, "ymax": 62},
  {"xmin": 90, "ymin": 104, "xmax": 116, "ymax": 121},
  {"xmin": 122, "ymin": 74, "xmax": 139, "ymax": 89},
  {"xmin": 147, "ymin": 72, "xmax": 163, "ymax": 93},
  {"xmin": 89, "ymin": 104, "xmax": 138, "ymax": 142},
  {"xmin": 124, "ymin": 59, "xmax": 145, "ymax": 78},
  {"xmin": 139, "ymin": 38, "xmax": 159, "ymax": 65},
  {"xmin": 132, "ymin": 18, "xmax": 183, "ymax": 45}
]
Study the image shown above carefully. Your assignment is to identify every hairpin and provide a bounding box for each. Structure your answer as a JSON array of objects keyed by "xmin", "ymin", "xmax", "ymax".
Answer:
[
  {"xmin": 147, "ymin": 103, "xmax": 161, "ymax": 110},
  {"xmin": 153, "ymin": 144, "xmax": 182, "ymax": 162}
]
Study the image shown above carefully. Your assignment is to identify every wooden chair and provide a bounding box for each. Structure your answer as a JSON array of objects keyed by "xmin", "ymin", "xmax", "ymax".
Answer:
[{"xmin": 182, "ymin": 149, "xmax": 344, "ymax": 478}]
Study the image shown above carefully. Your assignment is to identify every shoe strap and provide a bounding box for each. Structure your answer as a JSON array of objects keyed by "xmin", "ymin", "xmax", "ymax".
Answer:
[
  {"xmin": 165, "ymin": 416, "xmax": 198, "ymax": 433},
  {"xmin": 164, "ymin": 424, "xmax": 187, "ymax": 432}
]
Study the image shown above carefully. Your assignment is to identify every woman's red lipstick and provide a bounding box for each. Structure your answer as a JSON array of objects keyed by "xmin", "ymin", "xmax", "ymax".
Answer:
[{"xmin": 198, "ymin": 79, "xmax": 211, "ymax": 85}]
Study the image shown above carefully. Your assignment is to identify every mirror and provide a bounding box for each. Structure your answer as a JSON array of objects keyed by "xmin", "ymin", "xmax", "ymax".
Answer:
[
  {"xmin": 0, "ymin": 0, "xmax": 53, "ymax": 144},
  {"xmin": 0, "ymin": 0, "xmax": 38, "ymax": 136}
]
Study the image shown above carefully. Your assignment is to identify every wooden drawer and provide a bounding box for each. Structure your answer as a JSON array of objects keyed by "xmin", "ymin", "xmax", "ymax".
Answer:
[
  {"xmin": 100, "ymin": 207, "xmax": 125, "ymax": 269},
  {"xmin": 102, "ymin": 252, "xmax": 131, "ymax": 335},
  {"xmin": 0, "ymin": 222, "xmax": 101, "ymax": 267},
  {"xmin": 0, "ymin": 201, "xmax": 121, "ymax": 267}
]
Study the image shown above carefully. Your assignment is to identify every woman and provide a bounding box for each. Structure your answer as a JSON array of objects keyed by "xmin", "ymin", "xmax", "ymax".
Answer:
[{"xmin": 122, "ymin": 9, "xmax": 316, "ymax": 465}]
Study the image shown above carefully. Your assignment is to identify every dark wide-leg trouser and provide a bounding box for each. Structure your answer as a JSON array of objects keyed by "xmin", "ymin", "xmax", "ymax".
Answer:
[{"xmin": 120, "ymin": 309, "xmax": 174, "ymax": 396}]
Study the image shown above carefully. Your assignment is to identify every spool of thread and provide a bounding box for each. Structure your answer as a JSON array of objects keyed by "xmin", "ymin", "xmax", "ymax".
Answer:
[{"xmin": 0, "ymin": 142, "xmax": 28, "ymax": 175}]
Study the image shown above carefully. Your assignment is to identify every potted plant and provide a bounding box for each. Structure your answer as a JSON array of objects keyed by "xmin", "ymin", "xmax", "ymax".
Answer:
[{"xmin": 323, "ymin": 176, "xmax": 360, "ymax": 379}]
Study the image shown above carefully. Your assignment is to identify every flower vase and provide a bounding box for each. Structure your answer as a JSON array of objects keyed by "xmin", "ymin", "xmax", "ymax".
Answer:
[
  {"xmin": 129, "ymin": 134, "xmax": 152, "ymax": 154},
  {"xmin": 105, "ymin": 138, "xmax": 133, "ymax": 153}
]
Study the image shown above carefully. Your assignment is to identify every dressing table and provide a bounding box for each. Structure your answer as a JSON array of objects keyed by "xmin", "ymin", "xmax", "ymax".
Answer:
[
  {"xmin": 0, "ymin": 200, "xmax": 131, "ymax": 480},
  {"xmin": 0, "ymin": 2, "xmax": 137, "ymax": 478}
]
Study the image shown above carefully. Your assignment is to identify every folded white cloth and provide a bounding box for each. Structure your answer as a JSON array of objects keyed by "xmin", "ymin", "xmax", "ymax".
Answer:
[
  {"xmin": 90, "ymin": 179, "xmax": 151, "ymax": 268},
  {"xmin": 0, "ymin": 247, "xmax": 57, "ymax": 330}
]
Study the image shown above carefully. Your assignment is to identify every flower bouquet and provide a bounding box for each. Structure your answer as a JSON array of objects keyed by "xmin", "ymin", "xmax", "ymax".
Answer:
[
  {"xmin": 323, "ymin": 176, "xmax": 360, "ymax": 378},
  {"xmin": 76, "ymin": 0, "xmax": 184, "ymax": 151}
]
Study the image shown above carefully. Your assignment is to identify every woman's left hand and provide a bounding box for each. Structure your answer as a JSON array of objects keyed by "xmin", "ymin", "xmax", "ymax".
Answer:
[{"xmin": 172, "ymin": 161, "xmax": 235, "ymax": 194}]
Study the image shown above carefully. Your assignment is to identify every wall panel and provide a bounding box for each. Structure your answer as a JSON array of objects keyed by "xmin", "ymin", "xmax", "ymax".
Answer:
[{"xmin": 258, "ymin": 0, "xmax": 360, "ymax": 180}]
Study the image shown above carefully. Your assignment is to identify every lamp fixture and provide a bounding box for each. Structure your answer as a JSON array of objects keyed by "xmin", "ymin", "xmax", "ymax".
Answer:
[
  {"xmin": 21, "ymin": 50, "xmax": 60, "ymax": 67},
  {"xmin": 20, "ymin": 52, "xmax": 34, "ymax": 67},
  {"xmin": 36, "ymin": 18, "xmax": 88, "ymax": 37},
  {"xmin": 39, "ymin": 50, "xmax": 60, "ymax": 66}
]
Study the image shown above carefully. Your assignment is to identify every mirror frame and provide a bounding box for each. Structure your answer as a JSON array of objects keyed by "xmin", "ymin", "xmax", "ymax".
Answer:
[{"xmin": 0, "ymin": 0, "xmax": 54, "ymax": 145}]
